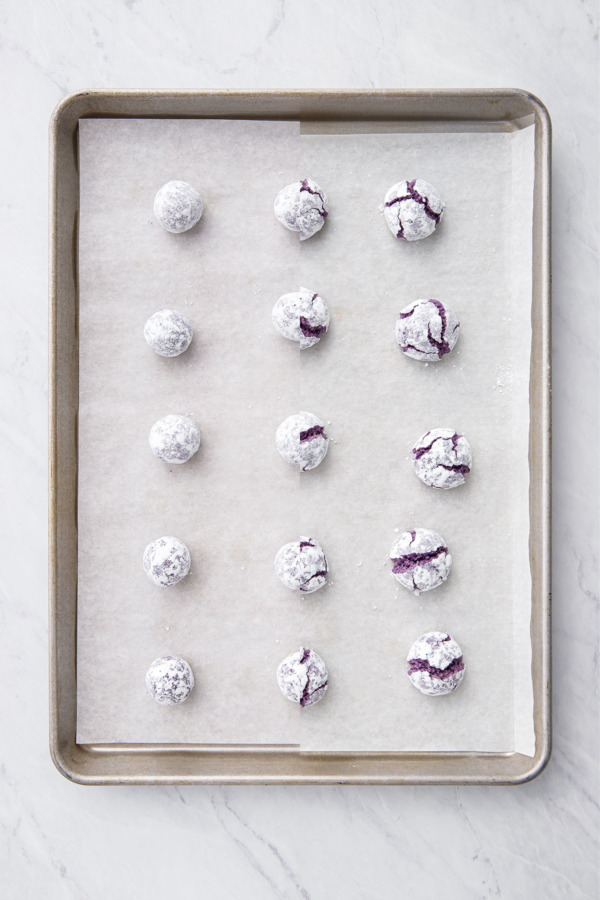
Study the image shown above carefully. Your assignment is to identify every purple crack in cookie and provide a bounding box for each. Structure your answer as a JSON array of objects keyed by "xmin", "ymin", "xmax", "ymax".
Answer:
[
  {"xmin": 276, "ymin": 647, "xmax": 329, "ymax": 707},
  {"xmin": 274, "ymin": 178, "xmax": 329, "ymax": 241},
  {"xmin": 390, "ymin": 528, "xmax": 452, "ymax": 594},
  {"xmin": 143, "ymin": 535, "xmax": 191, "ymax": 587},
  {"xmin": 383, "ymin": 179, "xmax": 445, "ymax": 241},
  {"xmin": 272, "ymin": 288, "xmax": 330, "ymax": 349},
  {"xmin": 145, "ymin": 655, "xmax": 195, "ymax": 705},
  {"xmin": 412, "ymin": 428, "xmax": 472, "ymax": 490},
  {"xmin": 149, "ymin": 414, "xmax": 201, "ymax": 464},
  {"xmin": 406, "ymin": 631, "xmax": 465, "ymax": 696},
  {"xmin": 274, "ymin": 536, "xmax": 328, "ymax": 593},
  {"xmin": 396, "ymin": 299, "xmax": 459, "ymax": 362},
  {"xmin": 144, "ymin": 309, "xmax": 193, "ymax": 357},
  {"xmin": 275, "ymin": 412, "xmax": 329, "ymax": 471},
  {"xmin": 153, "ymin": 181, "xmax": 203, "ymax": 233}
]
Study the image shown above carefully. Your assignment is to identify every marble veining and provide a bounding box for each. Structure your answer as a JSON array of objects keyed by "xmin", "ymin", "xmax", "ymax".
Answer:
[{"xmin": 0, "ymin": 0, "xmax": 598, "ymax": 897}]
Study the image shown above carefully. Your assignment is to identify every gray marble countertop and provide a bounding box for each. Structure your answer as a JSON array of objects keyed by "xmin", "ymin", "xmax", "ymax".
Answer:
[{"xmin": 1, "ymin": 1, "xmax": 598, "ymax": 897}]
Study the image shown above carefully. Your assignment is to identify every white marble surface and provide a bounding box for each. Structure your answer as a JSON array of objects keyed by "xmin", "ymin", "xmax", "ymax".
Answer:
[{"xmin": 0, "ymin": 0, "xmax": 598, "ymax": 897}]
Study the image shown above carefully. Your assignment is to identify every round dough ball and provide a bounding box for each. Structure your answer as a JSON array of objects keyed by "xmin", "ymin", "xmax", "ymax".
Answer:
[
  {"xmin": 396, "ymin": 299, "xmax": 459, "ymax": 361},
  {"xmin": 390, "ymin": 528, "xmax": 451, "ymax": 594},
  {"xmin": 274, "ymin": 536, "xmax": 328, "ymax": 593},
  {"xmin": 272, "ymin": 288, "xmax": 330, "ymax": 350},
  {"xmin": 144, "ymin": 309, "xmax": 193, "ymax": 357},
  {"xmin": 407, "ymin": 631, "xmax": 465, "ymax": 696},
  {"xmin": 149, "ymin": 414, "xmax": 201, "ymax": 464},
  {"xmin": 274, "ymin": 178, "xmax": 328, "ymax": 241},
  {"xmin": 412, "ymin": 428, "xmax": 472, "ymax": 490},
  {"xmin": 277, "ymin": 647, "xmax": 329, "ymax": 707},
  {"xmin": 383, "ymin": 179, "xmax": 444, "ymax": 241},
  {"xmin": 275, "ymin": 412, "xmax": 329, "ymax": 471},
  {"xmin": 143, "ymin": 536, "xmax": 191, "ymax": 587},
  {"xmin": 145, "ymin": 655, "xmax": 195, "ymax": 705},
  {"xmin": 153, "ymin": 181, "xmax": 203, "ymax": 233}
]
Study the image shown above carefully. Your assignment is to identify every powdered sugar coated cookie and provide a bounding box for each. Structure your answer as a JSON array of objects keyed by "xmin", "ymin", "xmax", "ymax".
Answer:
[
  {"xmin": 272, "ymin": 288, "xmax": 330, "ymax": 349},
  {"xmin": 274, "ymin": 178, "xmax": 328, "ymax": 240},
  {"xmin": 383, "ymin": 179, "xmax": 444, "ymax": 241},
  {"xmin": 407, "ymin": 632, "xmax": 465, "ymax": 696},
  {"xmin": 274, "ymin": 536, "xmax": 328, "ymax": 593},
  {"xmin": 277, "ymin": 648, "xmax": 329, "ymax": 707}
]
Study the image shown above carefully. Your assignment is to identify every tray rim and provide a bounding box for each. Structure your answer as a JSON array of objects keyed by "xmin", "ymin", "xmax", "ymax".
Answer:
[{"xmin": 49, "ymin": 88, "xmax": 551, "ymax": 786}]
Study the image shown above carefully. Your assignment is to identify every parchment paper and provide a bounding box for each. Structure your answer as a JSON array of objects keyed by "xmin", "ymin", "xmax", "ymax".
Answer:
[{"xmin": 77, "ymin": 117, "xmax": 535, "ymax": 754}]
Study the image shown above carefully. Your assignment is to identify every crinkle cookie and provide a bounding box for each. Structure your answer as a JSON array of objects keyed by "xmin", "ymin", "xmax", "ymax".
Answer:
[
  {"xmin": 145, "ymin": 656, "xmax": 195, "ymax": 705},
  {"xmin": 390, "ymin": 528, "xmax": 451, "ymax": 594},
  {"xmin": 277, "ymin": 648, "xmax": 329, "ymax": 707},
  {"xmin": 143, "ymin": 536, "xmax": 191, "ymax": 587},
  {"xmin": 274, "ymin": 178, "xmax": 328, "ymax": 240},
  {"xmin": 383, "ymin": 179, "xmax": 444, "ymax": 241},
  {"xmin": 275, "ymin": 412, "xmax": 329, "ymax": 471},
  {"xmin": 272, "ymin": 288, "xmax": 330, "ymax": 349},
  {"xmin": 396, "ymin": 299, "xmax": 459, "ymax": 361},
  {"xmin": 149, "ymin": 414, "xmax": 201, "ymax": 464},
  {"xmin": 407, "ymin": 632, "xmax": 465, "ymax": 696},
  {"xmin": 153, "ymin": 181, "xmax": 203, "ymax": 233},
  {"xmin": 274, "ymin": 536, "xmax": 328, "ymax": 593},
  {"xmin": 144, "ymin": 309, "xmax": 193, "ymax": 357},
  {"xmin": 412, "ymin": 428, "xmax": 472, "ymax": 490}
]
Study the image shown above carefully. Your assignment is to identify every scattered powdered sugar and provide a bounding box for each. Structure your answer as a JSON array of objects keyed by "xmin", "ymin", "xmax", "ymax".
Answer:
[
  {"xmin": 149, "ymin": 414, "xmax": 201, "ymax": 464},
  {"xmin": 406, "ymin": 631, "xmax": 465, "ymax": 696},
  {"xmin": 412, "ymin": 428, "xmax": 472, "ymax": 490},
  {"xmin": 273, "ymin": 178, "xmax": 329, "ymax": 241},
  {"xmin": 272, "ymin": 288, "xmax": 330, "ymax": 349},
  {"xmin": 144, "ymin": 309, "xmax": 193, "ymax": 357},
  {"xmin": 383, "ymin": 179, "xmax": 444, "ymax": 241},
  {"xmin": 153, "ymin": 181, "xmax": 203, "ymax": 234},
  {"xmin": 145, "ymin": 656, "xmax": 195, "ymax": 705},
  {"xmin": 390, "ymin": 528, "xmax": 452, "ymax": 594},
  {"xmin": 274, "ymin": 536, "xmax": 328, "ymax": 593},
  {"xmin": 143, "ymin": 536, "xmax": 191, "ymax": 587},
  {"xmin": 275, "ymin": 411, "xmax": 329, "ymax": 471},
  {"xmin": 276, "ymin": 647, "xmax": 329, "ymax": 707}
]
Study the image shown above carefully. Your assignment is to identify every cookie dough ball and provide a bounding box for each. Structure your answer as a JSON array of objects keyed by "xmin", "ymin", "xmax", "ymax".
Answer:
[
  {"xmin": 407, "ymin": 632, "xmax": 465, "ymax": 696},
  {"xmin": 144, "ymin": 309, "xmax": 193, "ymax": 357},
  {"xmin": 275, "ymin": 412, "xmax": 329, "ymax": 471},
  {"xmin": 274, "ymin": 178, "xmax": 328, "ymax": 241},
  {"xmin": 153, "ymin": 180, "xmax": 203, "ymax": 233},
  {"xmin": 149, "ymin": 414, "xmax": 201, "ymax": 464},
  {"xmin": 277, "ymin": 648, "xmax": 329, "ymax": 707},
  {"xmin": 145, "ymin": 656, "xmax": 195, "ymax": 705},
  {"xmin": 390, "ymin": 528, "xmax": 451, "ymax": 594},
  {"xmin": 383, "ymin": 179, "xmax": 444, "ymax": 241},
  {"xmin": 396, "ymin": 299, "xmax": 459, "ymax": 361},
  {"xmin": 412, "ymin": 428, "xmax": 472, "ymax": 490},
  {"xmin": 143, "ymin": 536, "xmax": 191, "ymax": 587},
  {"xmin": 272, "ymin": 288, "xmax": 330, "ymax": 350},
  {"xmin": 275, "ymin": 536, "xmax": 328, "ymax": 593}
]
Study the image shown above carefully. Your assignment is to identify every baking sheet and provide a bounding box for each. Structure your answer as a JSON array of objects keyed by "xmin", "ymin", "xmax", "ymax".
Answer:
[{"xmin": 76, "ymin": 117, "xmax": 535, "ymax": 754}]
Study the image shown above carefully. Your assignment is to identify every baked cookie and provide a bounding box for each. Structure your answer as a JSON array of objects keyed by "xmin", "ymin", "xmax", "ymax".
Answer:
[
  {"xmin": 274, "ymin": 536, "xmax": 328, "ymax": 593},
  {"xmin": 407, "ymin": 632, "xmax": 465, "ymax": 696},
  {"xmin": 390, "ymin": 528, "xmax": 451, "ymax": 594},
  {"xmin": 412, "ymin": 428, "xmax": 471, "ymax": 489},
  {"xmin": 272, "ymin": 288, "xmax": 330, "ymax": 349},
  {"xmin": 396, "ymin": 299, "xmax": 459, "ymax": 361},
  {"xmin": 275, "ymin": 412, "xmax": 329, "ymax": 471},
  {"xmin": 383, "ymin": 179, "xmax": 444, "ymax": 241},
  {"xmin": 277, "ymin": 648, "xmax": 329, "ymax": 707},
  {"xmin": 274, "ymin": 178, "xmax": 328, "ymax": 240}
]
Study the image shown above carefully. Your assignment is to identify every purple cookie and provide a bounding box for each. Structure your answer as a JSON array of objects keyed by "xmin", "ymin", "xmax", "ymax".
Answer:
[
  {"xmin": 277, "ymin": 647, "xmax": 329, "ymax": 707},
  {"xmin": 149, "ymin": 414, "xmax": 201, "ymax": 464},
  {"xmin": 383, "ymin": 179, "xmax": 444, "ymax": 241},
  {"xmin": 145, "ymin": 656, "xmax": 195, "ymax": 705},
  {"xmin": 153, "ymin": 181, "xmax": 203, "ymax": 233},
  {"xmin": 390, "ymin": 528, "xmax": 451, "ymax": 594},
  {"xmin": 274, "ymin": 178, "xmax": 328, "ymax": 241},
  {"xmin": 412, "ymin": 428, "xmax": 472, "ymax": 490},
  {"xmin": 272, "ymin": 288, "xmax": 330, "ymax": 350},
  {"xmin": 407, "ymin": 631, "xmax": 465, "ymax": 696},
  {"xmin": 143, "ymin": 536, "xmax": 191, "ymax": 587},
  {"xmin": 274, "ymin": 536, "xmax": 328, "ymax": 593},
  {"xmin": 275, "ymin": 411, "xmax": 329, "ymax": 471},
  {"xmin": 144, "ymin": 309, "xmax": 193, "ymax": 357},
  {"xmin": 396, "ymin": 299, "xmax": 459, "ymax": 361}
]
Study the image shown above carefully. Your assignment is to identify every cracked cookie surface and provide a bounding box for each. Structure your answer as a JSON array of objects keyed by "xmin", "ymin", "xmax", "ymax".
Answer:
[
  {"xmin": 383, "ymin": 178, "xmax": 444, "ymax": 241},
  {"xmin": 274, "ymin": 536, "xmax": 328, "ymax": 593},
  {"xmin": 390, "ymin": 528, "xmax": 451, "ymax": 594},
  {"xmin": 406, "ymin": 632, "xmax": 465, "ymax": 696},
  {"xmin": 274, "ymin": 178, "xmax": 329, "ymax": 240},
  {"xmin": 412, "ymin": 428, "xmax": 472, "ymax": 489},
  {"xmin": 277, "ymin": 648, "xmax": 329, "ymax": 707},
  {"xmin": 396, "ymin": 299, "xmax": 459, "ymax": 361}
]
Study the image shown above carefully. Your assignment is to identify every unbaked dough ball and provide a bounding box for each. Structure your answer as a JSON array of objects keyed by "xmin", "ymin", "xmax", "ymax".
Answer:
[
  {"xmin": 274, "ymin": 536, "xmax": 328, "ymax": 593},
  {"xmin": 145, "ymin": 656, "xmax": 195, "ymax": 705},
  {"xmin": 275, "ymin": 412, "xmax": 329, "ymax": 471},
  {"xmin": 153, "ymin": 181, "xmax": 203, "ymax": 233},
  {"xmin": 390, "ymin": 528, "xmax": 451, "ymax": 594},
  {"xmin": 144, "ymin": 309, "xmax": 193, "ymax": 357},
  {"xmin": 396, "ymin": 299, "xmax": 459, "ymax": 361},
  {"xmin": 412, "ymin": 428, "xmax": 472, "ymax": 490},
  {"xmin": 277, "ymin": 648, "xmax": 329, "ymax": 707},
  {"xmin": 274, "ymin": 178, "xmax": 328, "ymax": 240},
  {"xmin": 149, "ymin": 414, "xmax": 201, "ymax": 464},
  {"xmin": 143, "ymin": 536, "xmax": 191, "ymax": 587},
  {"xmin": 272, "ymin": 288, "xmax": 330, "ymax": 350},
  {"xmin": 383, "ymin": 179, "xmax": 444, "ymax": 241},
  {"xmin": 406, "ymin": 632, "xmax": 465, "ymax": 696}
]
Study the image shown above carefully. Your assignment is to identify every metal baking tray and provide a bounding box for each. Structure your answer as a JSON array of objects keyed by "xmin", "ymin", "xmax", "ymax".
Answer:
[{"xmin": 49, "ymin": 89, "xmax": 551, "ymax": 785}]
